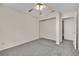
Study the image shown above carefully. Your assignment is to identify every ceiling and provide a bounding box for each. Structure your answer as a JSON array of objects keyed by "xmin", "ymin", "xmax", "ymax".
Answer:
[{"xmin": 1, "ymin": 3, "xmax": 79, "ymax": 18}]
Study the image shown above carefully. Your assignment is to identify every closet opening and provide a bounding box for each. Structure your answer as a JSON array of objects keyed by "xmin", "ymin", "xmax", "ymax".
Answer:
[
  {"xmin": 62, "ymin": 20, "xmax": 64, "ymax": 41},
  {"xmin": 62, "ymin": 17, "xmax": 77, "ymax": 49}
]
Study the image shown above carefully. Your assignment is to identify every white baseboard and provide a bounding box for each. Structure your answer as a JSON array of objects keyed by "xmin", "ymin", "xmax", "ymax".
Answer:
[{"xmin": 0, "ymin": 37, "xmax": 39, "ymax": 51}]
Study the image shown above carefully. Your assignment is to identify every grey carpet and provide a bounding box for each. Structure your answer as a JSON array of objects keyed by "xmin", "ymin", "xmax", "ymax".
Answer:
[{"xmin": 0, "ymin": 38, "xmax": 79, "ymax": 56}]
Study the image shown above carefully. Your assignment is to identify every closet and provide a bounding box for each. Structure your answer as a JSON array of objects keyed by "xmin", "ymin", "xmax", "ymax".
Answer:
[
  {"xmin": 40, "ymin": 12, "xmax": 62, "ymax": 45},
  {"xmin": 39, "ymin": 11, "xmax": 78, "ymax": 49},
  {"xmin": 40, "ymin": 18, "xmax": 56, "ymax": 41},
  {"xmin": 62, "ymin": 17, "xmax": 75, "ymax": 41},
  {"xmin": 61, "ymin": 11, "xmax": 78, "ymax": 49}
]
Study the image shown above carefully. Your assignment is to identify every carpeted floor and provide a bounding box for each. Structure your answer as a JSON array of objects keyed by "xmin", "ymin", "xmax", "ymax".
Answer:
[{"xmin": 0, "ymin": 38, "xmax": 79, "ymax": 56}]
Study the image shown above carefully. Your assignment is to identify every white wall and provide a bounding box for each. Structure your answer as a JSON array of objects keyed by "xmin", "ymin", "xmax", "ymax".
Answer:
[
  {"xmin": 0, "ymin": 6, "xmax": 39, "ymax": 51},
  {"xmin": 63, "ymin": 18, "xmax": 75, "ymax": 41},
  {"xmin": 40, "ymin": 18, "xmax": 56, "ymax": 40},
  {"xmin": 56, "ymin": 12, "xmax": 62, "ymax": 44},
  {"xmin": 78, "ymin": 8, "xmax": 79, "ymax": 50}
]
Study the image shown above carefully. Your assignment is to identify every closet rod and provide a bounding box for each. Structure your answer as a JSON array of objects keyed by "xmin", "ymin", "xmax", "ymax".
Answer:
[{"xmin": 40, "ymin": 17, "xmax": 56, "ymax": 21}]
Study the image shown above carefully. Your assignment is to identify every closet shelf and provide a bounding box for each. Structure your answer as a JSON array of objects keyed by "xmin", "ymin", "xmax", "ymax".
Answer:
[
  {"xmin": 40, "ymin": 17, "xmax": 56, "ymax": 21},
  {"xmin": 62, "ymin": 16, "xmax": 74, "ymax": 19}
]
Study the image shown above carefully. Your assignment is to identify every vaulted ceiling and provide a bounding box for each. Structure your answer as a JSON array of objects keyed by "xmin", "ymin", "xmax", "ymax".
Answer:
[{"xmin": 1, "ymin": 3, "xmax": 79, "ymax": 18}]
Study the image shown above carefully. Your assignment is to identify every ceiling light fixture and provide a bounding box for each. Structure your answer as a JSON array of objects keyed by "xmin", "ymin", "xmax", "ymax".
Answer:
[
  {"xmin": 28, "ymin": 3, "xmax": 55, "ymax": 15},
  {"xmin": 35, "ymin": 3, "xmax": 46, "ymax": 10}
]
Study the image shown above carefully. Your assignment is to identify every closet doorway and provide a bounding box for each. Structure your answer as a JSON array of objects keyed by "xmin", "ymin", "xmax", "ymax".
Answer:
[
  {"xmin": 62, "ymin": 20, "xmax": 64, "ymax": 40},
  {"xmin": 62, "ymin": 18, "xmax": 75, "ymax": 40},
  {"xmin": 40, "ymin": 18, "xmax": 56, "ymax": 41},
  {"xmin": 62, "ymin": 17, "xmax": 77, "ymax": 49}
]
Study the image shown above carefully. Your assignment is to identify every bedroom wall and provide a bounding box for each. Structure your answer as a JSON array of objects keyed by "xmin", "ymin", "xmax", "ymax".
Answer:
[
  {"xmin": 0, "ymin": 6, "xmax": 39, "ymax": 51},
  {"xmin": 78, "ymin": 9, "xmax": 79, "ymax": 50}
]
